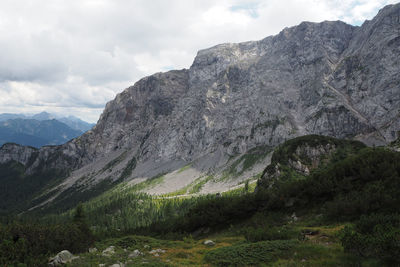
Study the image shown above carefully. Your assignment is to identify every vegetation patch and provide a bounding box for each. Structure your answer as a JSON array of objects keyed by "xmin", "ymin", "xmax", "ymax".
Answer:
[
  {"xmin": 339, "ymin": 213, "xmax": 400, "ymax": 264},
  {"xmin": 177, "ymin": 163, "xmax": 191, "ymax": 173},
  {"xmin": 220, "ymin": 145, "xmax": 271, "ymax": 181},
  {"xmin": 189, "ymin": 175, "xmax": 214, "ymax": 194},
  {"xmin": 204, "ymin": 239, "xmax": 298, "ymax": 266},
  {"xmin": 119, "ymin": 156, "xmax": 137, "ymax": 180},
  {"xmin": 100, "ymin": 151, "xmax": 128, "ymax": 173}
]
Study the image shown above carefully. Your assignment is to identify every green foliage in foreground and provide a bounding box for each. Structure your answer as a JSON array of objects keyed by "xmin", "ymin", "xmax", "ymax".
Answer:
[
  {"xmin": 340, "ymin": 213, "xmax": 400, "ymax": 264},
  {"xmin": 0, "ymin": 206, "xmax": 94, "ymax": 266},
  {"xmin": 243, "ymin": 225, "xmax": 297, "ymax": 242},
  {"xmin": 261, "ymin": 147, "xmax": 400, "ymax": 220},
  {"xmin": 204, "ymin": 239, "xmax": 298, "ymax": 266}
]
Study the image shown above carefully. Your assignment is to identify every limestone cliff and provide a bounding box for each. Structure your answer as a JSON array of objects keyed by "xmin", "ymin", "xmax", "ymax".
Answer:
[{"xmin": 0, "ymin": 4, "xmax": 399, "ymax": 210}]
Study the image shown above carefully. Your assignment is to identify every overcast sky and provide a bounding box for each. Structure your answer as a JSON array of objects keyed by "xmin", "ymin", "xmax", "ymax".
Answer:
[{"xmin": 0, "ymin": 0, "xmax": 396, "ymax": 122}]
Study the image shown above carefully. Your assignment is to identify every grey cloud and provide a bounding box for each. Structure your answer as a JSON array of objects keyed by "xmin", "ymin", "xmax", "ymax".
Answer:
[{"xmin": 0, "ymin": 0, "xmax": 394, "ymax": 122}]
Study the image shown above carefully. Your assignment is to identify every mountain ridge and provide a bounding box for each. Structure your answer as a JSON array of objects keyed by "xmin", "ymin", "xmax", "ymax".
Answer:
[
  {"xmin": 0, "ymin": 111, "xmax": 95, "ymax": 132},
  {"xmin": 0, "ymin": 3, "xmax": 399, "ymax": 212}
]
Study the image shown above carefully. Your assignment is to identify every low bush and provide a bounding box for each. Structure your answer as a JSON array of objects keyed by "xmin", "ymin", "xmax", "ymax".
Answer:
[
  {"xmin": 204, "ymin": 239, "xmax": 298, "ymax": 266},
  {"xmin": 339, "ymin": 213, "xmax": 400, "ymax": 263},
  {"xmin": 244, "ymin": 226, "xmax": 294, "ymax": 242}
]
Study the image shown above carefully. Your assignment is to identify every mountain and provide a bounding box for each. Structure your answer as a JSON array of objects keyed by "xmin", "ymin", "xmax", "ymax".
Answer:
[
  {"xmin": 0, "ymin": 3, "xmax": 399, "ymax": 213},
  {"xmin": 30, "ymin": 111, "xmax": 56, "ymax": 121},
  {"xmin": 0, "ymin": 112, "xmax": 94, "ymax": 148},
  {"xmin": 0, "ymin": 111, "xmax": 94, "ymax": 132},
  {"xmin": 0, "ymin": 113, "xmax": 28, "ymax": 121},
  {"xmin": 0, "ymin": 119, "xmax": 83, "ymax": 147},
  {"xmin": 57, "ymin": 116, "xmax": 95, "ymax": 133}
]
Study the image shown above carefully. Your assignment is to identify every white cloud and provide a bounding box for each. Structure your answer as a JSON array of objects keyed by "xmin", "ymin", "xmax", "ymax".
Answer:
[{"xmin": 0, "ymin": 0, "xmax": 394, "ymax": 122}]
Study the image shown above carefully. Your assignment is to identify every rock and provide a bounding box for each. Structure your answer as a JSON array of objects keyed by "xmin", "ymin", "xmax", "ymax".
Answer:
[
  {"xmin": 48, "ymin": 250, "xmax": 78, "ymax": 266},
  {"xmin": 203, "ymin": 240, "xmax": 215, "ymax": 246},
  {"xmin": 109, "ymin": 263, "xmax": 124, "ymax": 267},
  {"xmin": 89, "ymin": 247, "xmax": 98, "ymax": 253},
  {"xmin": 143, "ymin": 244, "xmax": 150, "ymax": 249},
  {"xmin": 102, "ymin": 246, "xmax": 115, "ymax": 257},
  {"xmin": 291, "ymin": 213, "xmax": 298, "ymax": 222},
  {"xmin": 99, "ymin": 264, "xmax": 105, "ymax": 267},
  {"xmin": 149, "ymin": 248, "xmax": 166, "ymax": 255},
  {"xmin": 128, "ymin": 249, "xmax": 143, "ymax": 258}
]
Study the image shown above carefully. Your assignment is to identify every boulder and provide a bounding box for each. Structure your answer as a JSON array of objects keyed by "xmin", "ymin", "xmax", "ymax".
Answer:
[
  {"xmin": 149, "ymin": 248, "xmax": 166, "ymax": 255},
  {"xmin": 203, "ymin": 240, "xmax": 215, "ymax": 246},
  {"xmin": 128, "ymin": 249, "xmax": 143, "ymax": 258},
  {"xmin": 102, "ymin": 246, "xmax": 115, "ymax": 257},
  {"xmin": 48, "ymin": 250, "xmax": 77, "ymax": 266},
  {"xmin": 89, "ymin": 247, "xmax": 98, "ymax": 253}
]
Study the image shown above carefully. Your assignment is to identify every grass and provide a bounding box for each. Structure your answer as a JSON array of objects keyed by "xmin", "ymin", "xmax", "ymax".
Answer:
[
  {"xmin": 177, "ymin": 164, "xmax": 191, "ymax": 173},
  {"xmin": 132, "ymin": 173, "xmax": 166, "ymax": 192},
  {"xmin": 219, "ymin": 145, "xmax": 271, "ymax": 182},
  {"xmin": 160, "ymin": 175, "xmax": 214, "ymax": 197},
  {"xmin": 189, "ymin": 175, "xmax": 214, "ymax": 194}
]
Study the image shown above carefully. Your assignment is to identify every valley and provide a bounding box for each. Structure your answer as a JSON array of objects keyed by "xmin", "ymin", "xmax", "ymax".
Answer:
[{"xmin": 0, "ymin": 2, "xmax": 399, "ymax": 266}]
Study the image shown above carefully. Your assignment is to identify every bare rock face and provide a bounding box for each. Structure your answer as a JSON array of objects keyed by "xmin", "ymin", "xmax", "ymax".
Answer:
[{"xmin": 0, "ymin": 4, "xmax": 399, "ymax": 207}]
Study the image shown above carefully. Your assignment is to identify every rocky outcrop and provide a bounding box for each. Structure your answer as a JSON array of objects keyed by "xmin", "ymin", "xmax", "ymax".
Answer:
[
  {"xmin": 0, "ymin": 4, "xmax": 399, "ymax": 209},
  {"xmin": 258, "ymin": 135, "xmax": 366, "ymax": 189}
]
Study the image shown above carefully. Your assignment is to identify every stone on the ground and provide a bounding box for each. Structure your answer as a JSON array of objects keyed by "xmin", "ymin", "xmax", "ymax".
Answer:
[
  {"xmin": 102, "ymin": 246, "xmax": 115, "ymax": 256},
  {"xmin": 129, "ymin": 249, "xmax": 143, "ymax": 258},
  {"xmin": 149, "ymin": 248, "xmax": 166, "ymax": 255},
  {"xmin": 89, "ymin": 247, "xmax": 98, "ymax": 253},
  {"xmin": 48, "ymin": 250, "xmax": 77, "ymax": 266},
  {"xmin": 203, "ymin": 240, "xmax": 215, "ymax": 246}
]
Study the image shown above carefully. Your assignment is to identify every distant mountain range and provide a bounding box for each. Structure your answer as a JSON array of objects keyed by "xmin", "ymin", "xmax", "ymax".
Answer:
[{"xmin": 0, "ymin": 112, "xmax": 94, "ymax": 147}]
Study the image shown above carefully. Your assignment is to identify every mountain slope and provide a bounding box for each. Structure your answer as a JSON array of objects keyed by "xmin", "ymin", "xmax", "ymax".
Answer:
[{"xmin": 0, "ymin": 3, "xmax": 399, "ymax": 213}]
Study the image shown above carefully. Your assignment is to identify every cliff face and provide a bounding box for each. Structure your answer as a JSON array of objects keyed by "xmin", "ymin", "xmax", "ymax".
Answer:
[{"xmin": 1, "ymin": 4, "xmax": 399, "ymax": 203}]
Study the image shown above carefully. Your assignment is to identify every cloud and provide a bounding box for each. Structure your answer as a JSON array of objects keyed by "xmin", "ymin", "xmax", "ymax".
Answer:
[{"xmin": 0, "ymin": 0, "xmax": 394, "ymax": 122}]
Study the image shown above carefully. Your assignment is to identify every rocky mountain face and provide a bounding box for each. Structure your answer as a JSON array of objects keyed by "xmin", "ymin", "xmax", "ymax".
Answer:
[{"xmin": 0, "ymin": 4, "xmax": 399, "ymax": 211}]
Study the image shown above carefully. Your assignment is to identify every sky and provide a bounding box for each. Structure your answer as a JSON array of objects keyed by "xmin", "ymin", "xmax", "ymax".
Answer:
[{"xmin": 0, "ymin": 0, "xmax": 397, "ymax": 123}]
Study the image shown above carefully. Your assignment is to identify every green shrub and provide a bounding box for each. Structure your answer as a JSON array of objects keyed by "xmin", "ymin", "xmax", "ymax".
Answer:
[
  {"xmin": 204, "ymin": 239, "xmax": 298, "ymax": 266},
  {"xmin": 244, "ymin": 226, "xmax": 294, "ymax": 242},
  {"xmin": 0, "ymin": 205, "xmax": 94, "ymax": 265},
  {"xmin": 339, "ymin": 213, "xmax": 400, "ymax": 263}
]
